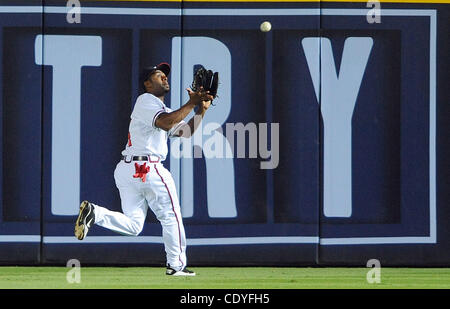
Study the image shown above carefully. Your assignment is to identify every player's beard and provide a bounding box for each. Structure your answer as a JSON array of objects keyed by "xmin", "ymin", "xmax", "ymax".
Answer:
[
  {"xmin": 160, "ymin": 82, "xmax": 170, "ymax": 94},
  {"xmin": 151, "ymin": 84, "xmax": 169, "ymax": 97}
]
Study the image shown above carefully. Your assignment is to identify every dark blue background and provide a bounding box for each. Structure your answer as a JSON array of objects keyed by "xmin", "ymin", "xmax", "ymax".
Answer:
[{"xmin": 0, "ymin": 0, "xmax": 448, "ymax": 266}]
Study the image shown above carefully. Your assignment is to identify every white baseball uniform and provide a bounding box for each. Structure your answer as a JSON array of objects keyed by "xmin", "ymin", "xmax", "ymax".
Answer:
[{"xmin": 91, "ymin": 92, "xmax": 188, "ymax": 271}]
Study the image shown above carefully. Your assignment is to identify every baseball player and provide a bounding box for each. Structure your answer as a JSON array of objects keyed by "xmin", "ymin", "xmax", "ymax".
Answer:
[{"xmin": 74, "ymin": 62, "xmax": 214, "ymax": 276}]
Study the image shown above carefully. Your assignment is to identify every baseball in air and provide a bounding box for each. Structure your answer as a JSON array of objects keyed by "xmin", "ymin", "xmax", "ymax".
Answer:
[{"xmin": 260, "ymin": 21, "xmax": 272, "ymax": 32}]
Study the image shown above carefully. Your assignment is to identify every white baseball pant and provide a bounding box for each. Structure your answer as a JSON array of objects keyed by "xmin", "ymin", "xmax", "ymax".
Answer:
[{"xmin": 92, "ymin": 159, "xmax": 187, "ymax": 271}]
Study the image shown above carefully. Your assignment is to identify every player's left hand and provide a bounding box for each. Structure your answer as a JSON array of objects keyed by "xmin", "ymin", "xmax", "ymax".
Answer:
[{"xmin": 186, "ymin": 87, "xmax": 214, "ymax": 105}]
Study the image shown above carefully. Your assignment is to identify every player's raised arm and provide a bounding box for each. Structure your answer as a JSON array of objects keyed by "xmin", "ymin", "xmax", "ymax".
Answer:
[
  {"xmin": 171, "ymin": 88, "xmax": 212, "ymax": 138},
  {"xmin": 170, "ymin": 68, "xmax": 219, "ymax": 138},
  {"xmin": 156, "ymin": 87, "xmax": 213, "ymax": 132}
]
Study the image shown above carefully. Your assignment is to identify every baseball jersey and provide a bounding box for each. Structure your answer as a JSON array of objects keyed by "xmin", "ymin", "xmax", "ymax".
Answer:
[{"xmin": 121, "ymin": 92, "xmax": 185, "ymax": 161}]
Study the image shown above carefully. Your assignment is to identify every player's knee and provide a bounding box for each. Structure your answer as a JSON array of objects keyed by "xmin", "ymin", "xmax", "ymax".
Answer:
[{"xmin": 129, "ymin": 221, "xmax": 144, "ymax": 236}]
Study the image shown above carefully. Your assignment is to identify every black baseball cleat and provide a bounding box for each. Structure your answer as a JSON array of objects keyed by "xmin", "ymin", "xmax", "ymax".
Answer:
[
  {"xmin": 166, "ymin": 265, "xmax": 196, "ymax": 276},
  {"xmin": 74, "ymin": 200, "xmax": 95, "ymax": 240}
]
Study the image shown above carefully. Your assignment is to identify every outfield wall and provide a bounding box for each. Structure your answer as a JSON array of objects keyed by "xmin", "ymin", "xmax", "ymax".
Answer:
[{"xmin": 0, "ymin": 0, "xmax": 449, "ymax": 266}]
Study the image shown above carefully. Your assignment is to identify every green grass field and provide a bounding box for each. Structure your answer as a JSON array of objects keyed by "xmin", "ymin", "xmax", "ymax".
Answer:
[{"xmin": 0, "ymin": 267, "xmax": 449, "ymax": 289}]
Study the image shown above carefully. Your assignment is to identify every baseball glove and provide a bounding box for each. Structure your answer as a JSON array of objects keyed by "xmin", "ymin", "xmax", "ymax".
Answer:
[{"xmin": 191, "ymin": 67, "xmax": 219, "ymax": 99}]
